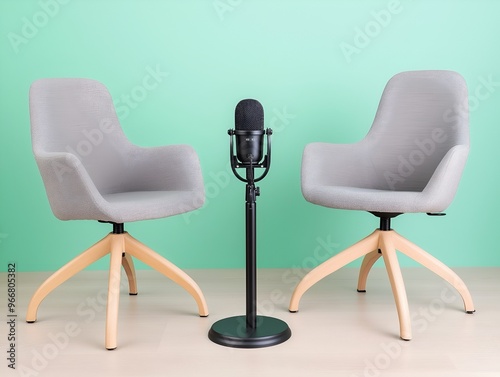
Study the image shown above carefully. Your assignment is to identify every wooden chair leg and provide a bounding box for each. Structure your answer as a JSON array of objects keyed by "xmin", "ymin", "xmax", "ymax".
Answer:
[
  {"xmin": 26, "ymin": 231, "xmax": 209, "ymax": 350},
  {"xmin": 289, "ymin": 230, "xmax": 380, "ymax": 312},
  {"xmin": 123, "ymin": 233, "xmax": 209, "ymax": 317},
  {"xmin": 26, "ymin": 235, "xmax": 111, "ymax": 323},
  {"xmin": 357, "ymin": 249, "xmax": 382, "ymax": 292},
  {"xmin": 122, "ymin": 252, "xmax": 138, "ymax": 295},
  {"xmin": 105, "ymin": 235, "xmax": 125, "ymax": 350},
  {"xmin": 379, "ymin": 232, "xmax": 412, "ymax": 340},
  {"xmin": 391, "ymin": 231, "xmax": 475, "ymax": 313}
]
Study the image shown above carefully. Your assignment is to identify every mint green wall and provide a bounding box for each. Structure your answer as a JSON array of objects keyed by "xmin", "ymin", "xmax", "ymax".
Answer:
[{"xmin": 1, "ymin": 0, "xmax": 499, "ymax": 272}]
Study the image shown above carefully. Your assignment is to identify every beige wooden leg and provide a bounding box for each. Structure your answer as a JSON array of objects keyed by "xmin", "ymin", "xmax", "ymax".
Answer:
[
  {"xmin": 26, "ymin": 235, "xmax": 111, "ymax": 323},
  {"xmin": 105, "ymin": 234, "xmax": 125, "ymax": 350},
  {"xmin": 379, "ymin": 232, "xmax": 412, "ymax": 340},
  {"xmin": 391, "ymin": 231, "xmax": 475, "ymax": 313},
  {"xmin": 121, "ymin": 253, "xmax": 138, "ymax": 295},
  {"xmin": 357, "ymin": 249, "xmax": 382, "ymax": 292},
  {"xmin": 289, "ymin": 230, "xmax": 380, "ymax": 312},
  {"xmin": 123, "ymin": 233, "xmax": 209, "ymax": 317}
]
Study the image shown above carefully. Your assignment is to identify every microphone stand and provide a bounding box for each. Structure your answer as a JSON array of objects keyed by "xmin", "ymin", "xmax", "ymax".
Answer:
[{"xmin": 208, "ymin": 129, "xmax": 291, "ymax": 348}]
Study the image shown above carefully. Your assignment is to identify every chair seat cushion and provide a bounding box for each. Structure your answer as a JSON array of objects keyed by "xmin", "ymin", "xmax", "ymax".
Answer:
[
  {"xmin": 303, "ymin": 185, "xmax": 437, "ymax": 214},
  {"xmin": 99, "ymin": 190, "xmax": 202, "ymax": 223}
]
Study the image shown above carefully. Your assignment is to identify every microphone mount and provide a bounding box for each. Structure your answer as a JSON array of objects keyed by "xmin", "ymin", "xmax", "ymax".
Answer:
[{"xmin": 228, "ymin": 128, "xmax": 272, "ymax": 183}]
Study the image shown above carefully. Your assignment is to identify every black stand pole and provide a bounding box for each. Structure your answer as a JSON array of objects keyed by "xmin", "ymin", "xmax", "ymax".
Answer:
[
  {"xmin": 208, "ymin": 147, "xmax": 291, "ymax": 348},
  {"xmin": 245, "ymin": 169, "xmax": 258, "ymax": 330}
]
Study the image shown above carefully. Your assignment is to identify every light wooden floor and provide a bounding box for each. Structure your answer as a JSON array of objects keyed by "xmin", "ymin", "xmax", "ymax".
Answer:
[{"xmin": 2, "ymin": 267, "xmax": 499, "ymax": 377}]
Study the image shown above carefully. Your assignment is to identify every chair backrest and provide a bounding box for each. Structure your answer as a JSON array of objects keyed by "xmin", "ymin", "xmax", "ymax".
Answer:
[
  {"xmin": 362, "ymin": 70, "xmax": 469, "ymax": 191},
  {"xmin": 30, "ymin": 78, "xmax": 134, "ymax": 196}
]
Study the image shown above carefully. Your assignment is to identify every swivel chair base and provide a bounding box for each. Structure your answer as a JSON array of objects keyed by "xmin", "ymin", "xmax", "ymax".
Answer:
[
  {"xmin": 26, "ymin": 227, "xmax": 208, "ymax": 350},
  {"xmin": 289, "ymin": 227, "xmax": 475, "ymax": 340}
]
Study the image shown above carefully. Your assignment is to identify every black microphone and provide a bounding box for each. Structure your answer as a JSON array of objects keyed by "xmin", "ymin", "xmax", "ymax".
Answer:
[{"xmin": 234, "ymin": 99, "xmax": 265, "ymax": 165}]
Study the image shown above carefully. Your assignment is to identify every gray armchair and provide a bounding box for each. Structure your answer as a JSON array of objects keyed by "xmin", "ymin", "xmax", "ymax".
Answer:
[
  {"xmin": 27, "ymin": 78, "xmax": 208, "ymax": 350},
  {"xmin": 289, "ymin": 71, "xmax": 475, "ymax": 340}
]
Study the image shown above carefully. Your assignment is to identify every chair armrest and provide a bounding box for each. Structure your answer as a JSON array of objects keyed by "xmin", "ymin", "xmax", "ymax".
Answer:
[
  {"xmin": 124, "ymin": 144, "xmax": 205, "ymax": 192},
  {"xmin": 34, "ymin": 151, "xmax": 108, "ymax": 220},
  {"xmin": 302, "ymin": 141, "xmax": 375, "ymax": 188},
  {"xmin": 421, "ymin": 144, "xmax": 469, "ymax": 212}
]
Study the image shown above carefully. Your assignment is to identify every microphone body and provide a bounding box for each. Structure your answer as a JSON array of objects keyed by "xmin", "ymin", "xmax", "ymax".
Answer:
[{"xmin": 229, "ymin": 99, "xmax": 272, "ymax": 183}]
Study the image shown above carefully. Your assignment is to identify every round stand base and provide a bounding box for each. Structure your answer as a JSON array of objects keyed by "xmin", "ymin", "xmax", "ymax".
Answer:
[{"xmin": 208, "ymin": 315, "xmax": 291, "ymax": 348}]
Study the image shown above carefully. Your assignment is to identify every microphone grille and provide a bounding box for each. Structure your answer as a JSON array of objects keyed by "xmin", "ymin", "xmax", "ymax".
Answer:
[{"xmin": 235, "ymin": 99, "xmax": 264, "ymax": 131}]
